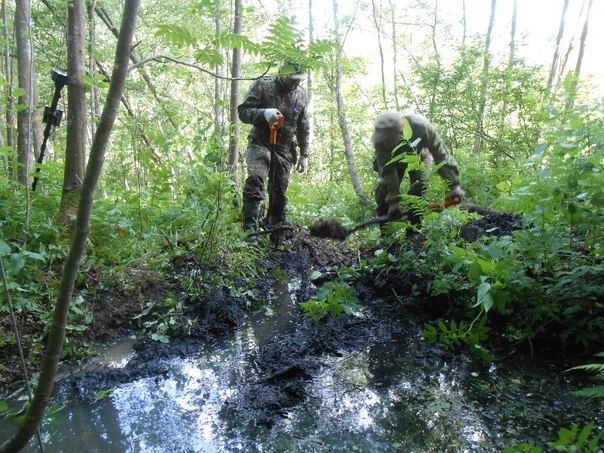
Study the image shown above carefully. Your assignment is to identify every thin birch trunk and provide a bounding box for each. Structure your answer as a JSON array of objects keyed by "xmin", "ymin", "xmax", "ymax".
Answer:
[
  {"xmin": 501, "ymin": 0, "xmax": 517, "ymax": 123},
  {"xmin": 214, "ymin": 6, "xmax": 223, "ymax": 147},
  {"xmin": 332, "ymin": 0, "xmax": 370, "ymax": 204},
  {"xmin": 15, "ymin": 0, "xmax": 33, "ymax": 185},
  {"xmin": 0, "ymin": 0, "xmax": 140, "ymax": 450},
  {"xmin": 566, "ymin": 0, "xmax": 593, "ymax": 110},
  {"xmin": 371, "ymin": 0, "xmax": 388, "ymax": 109},
  {"xmin": 428, "ymin": 0, "xmax": 441, "ymax": 118},
  {"xmin": 1, "ymin": 0, "xmax": 15, "ymax": 178},
  {"xmin": 228, "ymin": 0, "xmax": 242, "ymax": 189},
  {"xmin": 472, "ymin": 0, "xmax": 496, "ymax": 155},
  {"xmin": 546, "ymin": 0, "xmax": 570, "ymax": 95},
  {"xmin": 307, "ymin": 0, "xmax": 315, "ymax": 147},
  {"xmin": 389, "ymin": 0, "xmax": 399, "ymax": 110}
]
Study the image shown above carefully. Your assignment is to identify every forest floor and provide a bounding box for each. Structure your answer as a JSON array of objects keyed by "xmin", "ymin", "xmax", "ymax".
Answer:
[{"xmin": 2, "ymin": 211, "xmax": 602, "ymax": 450}]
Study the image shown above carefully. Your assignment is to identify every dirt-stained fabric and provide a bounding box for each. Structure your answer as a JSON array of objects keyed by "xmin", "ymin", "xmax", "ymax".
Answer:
[
  {"xmin": 372, "ymin": 112, "xmax": 461, "ymax": 219},
  {"xmin": 238, "ymin": 76, "xmax": 310, "ymax": 224}
]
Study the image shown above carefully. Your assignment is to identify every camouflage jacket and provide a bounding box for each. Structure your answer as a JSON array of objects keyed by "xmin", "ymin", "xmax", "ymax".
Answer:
[
  {"xmin": 238, "ymin": 76, "xmax": 310, "ymax": 157},
  {"xmin": 404, "ymin": 114, "xmax": 460, "ymax": 186},
  {"xmin": 373, "ymin": 112, "xmax": 460, "ymax": 186}
]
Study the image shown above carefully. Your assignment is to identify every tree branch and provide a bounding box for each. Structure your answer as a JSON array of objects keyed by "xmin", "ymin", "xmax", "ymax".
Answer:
[{"xmin": 128, "ymin": 55, "xmax": 270, "ymax": 80}]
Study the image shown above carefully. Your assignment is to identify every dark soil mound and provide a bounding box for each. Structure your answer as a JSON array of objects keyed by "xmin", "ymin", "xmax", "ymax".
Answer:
[{"xmin": 460, "ymin": 211, "xmax": 522, "ymax": 242}]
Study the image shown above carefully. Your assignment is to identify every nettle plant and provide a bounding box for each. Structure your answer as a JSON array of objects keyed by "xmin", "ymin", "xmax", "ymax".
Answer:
[
  {"xmin": 299, "ymin": 280, "xmax": 359, "ymax": 324},
  {"xmin": 421, "ymin": 99, "xmax": 604, "ymax": 355}
]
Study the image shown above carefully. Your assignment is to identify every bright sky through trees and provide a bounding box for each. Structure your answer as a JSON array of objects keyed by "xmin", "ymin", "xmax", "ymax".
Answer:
[{"xmin": 284, "ymin": 0, "xmax": 603, "ymax": 93}]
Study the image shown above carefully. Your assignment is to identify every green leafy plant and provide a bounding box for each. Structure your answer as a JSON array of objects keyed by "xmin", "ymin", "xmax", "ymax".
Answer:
[
  {"xmin": 422, "ymin": 317, "xmax": 493, "ymax": 363},
  {"xmin": 134, "ymin": 292, "xmax": 182, "ymax": 343},
  {"xmin": 567, "ymin": 352, "xmax": 604, "ymax": 398},
  {"xmin": 504, "ymin": 423, "xmax": 604, "ymax": 453},
  {"xmin": 299, "ymin": 280, "xmax": 358, "ymax": 324}
]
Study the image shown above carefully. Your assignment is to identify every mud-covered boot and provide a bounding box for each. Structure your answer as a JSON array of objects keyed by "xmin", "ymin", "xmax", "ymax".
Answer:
[
  {"xmin": 268, "ymin": 199, "xmax": 288, "ymax": 245},
  {"xmin": 242, "ymin": 199, "xmax": 260, "ymax": 242}
]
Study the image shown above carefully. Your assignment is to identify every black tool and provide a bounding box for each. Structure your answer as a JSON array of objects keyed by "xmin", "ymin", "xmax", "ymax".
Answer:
[{"xmin": 32, "ymin": 68, "xmax": 68, "ymax": 191}]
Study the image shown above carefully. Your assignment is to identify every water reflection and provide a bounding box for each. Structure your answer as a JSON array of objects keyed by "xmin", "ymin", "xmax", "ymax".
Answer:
[{"xmin": 1, "ymin": 281, "xmax": 600, "ymax": 453}]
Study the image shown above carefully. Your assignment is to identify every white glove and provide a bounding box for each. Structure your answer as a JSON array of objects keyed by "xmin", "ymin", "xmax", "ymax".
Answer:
[
  {"xmin": 263, "ymin": 108, "xmax": 282, "ymax": 127},
  {"xmin": 296, "ymin": 156, "xmax": 308, "ymax": 173}
]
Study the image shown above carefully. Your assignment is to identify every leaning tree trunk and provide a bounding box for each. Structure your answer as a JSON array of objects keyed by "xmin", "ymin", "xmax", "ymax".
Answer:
[
  {"xmin": 472, "ymin": 0, "xmax": 496, "ymax": 155},
  {"xmin": 15, "ymin": 0, "xmax": 33, "ymax": 186},
  {"xmin": 228, "ymin": 0, "xmax": 242, "ymax": 189},
  {"xmin": 0, "ymin": 1, "xmax": 140, "ymax": 450},
  {"xmin": 56, "ymin": 0, "xmax": 87, "ymax": 229},
  {"xmin": 88, "ymin": 0, "xmax": 101, "ymax": 138},
  {"xmin": 565, "ymin": 0, "xmax": 593, "ymax": 110},
  {"xmin": 546, "ymin": 0, "xmax": 570, "ymax": 96},
  {"xmin": 332, "ymin": 0, "xmax": 370, "ymax": 205}
]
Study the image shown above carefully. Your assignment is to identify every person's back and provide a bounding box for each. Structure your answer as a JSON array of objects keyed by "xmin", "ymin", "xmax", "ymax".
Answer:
[{"xmin": 372, "ymin": 111, "xmax": 465, "ymax": 228}]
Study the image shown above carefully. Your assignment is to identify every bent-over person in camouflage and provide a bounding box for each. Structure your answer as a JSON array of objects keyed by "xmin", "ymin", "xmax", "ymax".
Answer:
[
  {"xmin": 372, "ymin": 111, "xmax": 465, "ymax": 228},
  {"xmin": 238, "ymin": 62, "xmax": 310, "ymax": 235}
]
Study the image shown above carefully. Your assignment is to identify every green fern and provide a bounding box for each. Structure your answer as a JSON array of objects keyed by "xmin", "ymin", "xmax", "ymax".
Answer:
[{"xmin": 567, "ymin": 352, "xmax": 604, "ymax": 398}]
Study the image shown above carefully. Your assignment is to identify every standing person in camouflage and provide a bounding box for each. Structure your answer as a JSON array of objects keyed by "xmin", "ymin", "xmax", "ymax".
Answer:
[
  {"xmin": 372, "ymin": 111, "xmax": 465, "ymax": 228},
  {"xmin": 238, "ymin": 62, "xmax": 310, "ymax": 235}
]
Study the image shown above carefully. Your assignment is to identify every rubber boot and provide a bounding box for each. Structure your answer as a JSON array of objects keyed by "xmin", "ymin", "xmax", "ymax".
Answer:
[{"xmin": 243, "ymin": 199, "xmax": 260, "ymax": 241}]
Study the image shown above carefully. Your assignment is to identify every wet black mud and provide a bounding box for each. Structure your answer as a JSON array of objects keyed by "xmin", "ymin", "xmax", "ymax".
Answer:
[{"xmin": 10, "ymin": 212, "xmax": 602, "ymax": 451}]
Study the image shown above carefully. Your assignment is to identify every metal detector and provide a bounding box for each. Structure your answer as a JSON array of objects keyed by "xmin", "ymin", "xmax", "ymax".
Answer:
[{"xmin": 31, "ymin": 68, "xmax": 68, "ymax": 191}]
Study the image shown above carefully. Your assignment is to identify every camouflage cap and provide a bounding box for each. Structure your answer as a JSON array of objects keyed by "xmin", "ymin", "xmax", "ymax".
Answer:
[{"xmin": 279, "ymin": 62, "xmax": 306, "ymax": 81}]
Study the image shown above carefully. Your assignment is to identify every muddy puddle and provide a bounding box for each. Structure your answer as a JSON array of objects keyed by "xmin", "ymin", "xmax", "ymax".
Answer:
[{"xmin": 2, "ymin": 274, "xmax": 601, "ymax": 453}]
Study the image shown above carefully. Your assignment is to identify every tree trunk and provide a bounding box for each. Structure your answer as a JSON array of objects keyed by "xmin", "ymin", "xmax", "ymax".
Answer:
[
  {"xmin": 389, "ymin": 0, "xmax": 399, "ymax": 110},
  {"xmin": 214, "ymin": 5, "xmax": 223, "ymax": 146},
  {"xmin": 500, "ymin": 0, "xmax": 517, "ymax": 125},
  {"xmin": 89, "ymin": 0, "xmax": 101, "ymax": 139},
  {"xmin": 15, "ymin": 0, "xmax": 33, "ymax": 185},
  {"xmin": 546, "ymin": 0, "xmax": 570, "ymax": 95},
  {"xmin": 565, "ymin": 0, "xmax": 593, "ymax": 110},
  {"xmin": 1, "ymin": 0, "xmax": 15, "ymax": 178},
  {"xmin": 428, "ymin": 0, "xmax": 441, "ymax": 118},
  {"xmin": 472, "ymin": 0, "xmax": 496, "ymax": 155},
  {"xmin": 228, "ymin": 0, "xmax": 242, "ymax": 187},
  {"xmin": 332, "ymin": 0, "xmax": 370, "ymax": 204},
  {"xmin": 371, "ymin": 0, "xmax": 388, "ymax": 109},
  {"xmin": 307, "ymin": 0, "xmax": 315, "ymax": 145},
  {"xmin": 508, "ymin": 0, "xmax": 517, "ymax": 64},
  {"xmin": 461, "ymin": 0, "xmax": 467, "ymax": 46},
  {"xmin": 0, "ymin": 0, "xmax": 140, "ymax": 450},
  {"xmin": 57, "ymin": 0, "xmax": 87, "ymax": 229},
  {"xmin": 572, "ymin": 0, "xmax": 592, "ymax": 82}
]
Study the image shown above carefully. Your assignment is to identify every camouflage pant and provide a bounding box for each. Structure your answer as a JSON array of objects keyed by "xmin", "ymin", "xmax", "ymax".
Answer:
[
  {"xmin": 242, "ymin": 141, "xmax": 294, "ymax": 224},
  {"xmin": 375, "ymin": 146, "xmax": 433, "ymax": 223}
]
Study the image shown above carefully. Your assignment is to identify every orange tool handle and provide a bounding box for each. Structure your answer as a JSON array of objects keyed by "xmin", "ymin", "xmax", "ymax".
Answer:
[
  {"xmin": 428, "ymin": 195, "xmax": 461, "ymax": 211},
  {"xmin": 444, "ymin": 195, "xmax": 461, "ymax": 207},
  {"xmin": 269, "ymin": 113, "xmax": 285, "ymax": 145}
]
